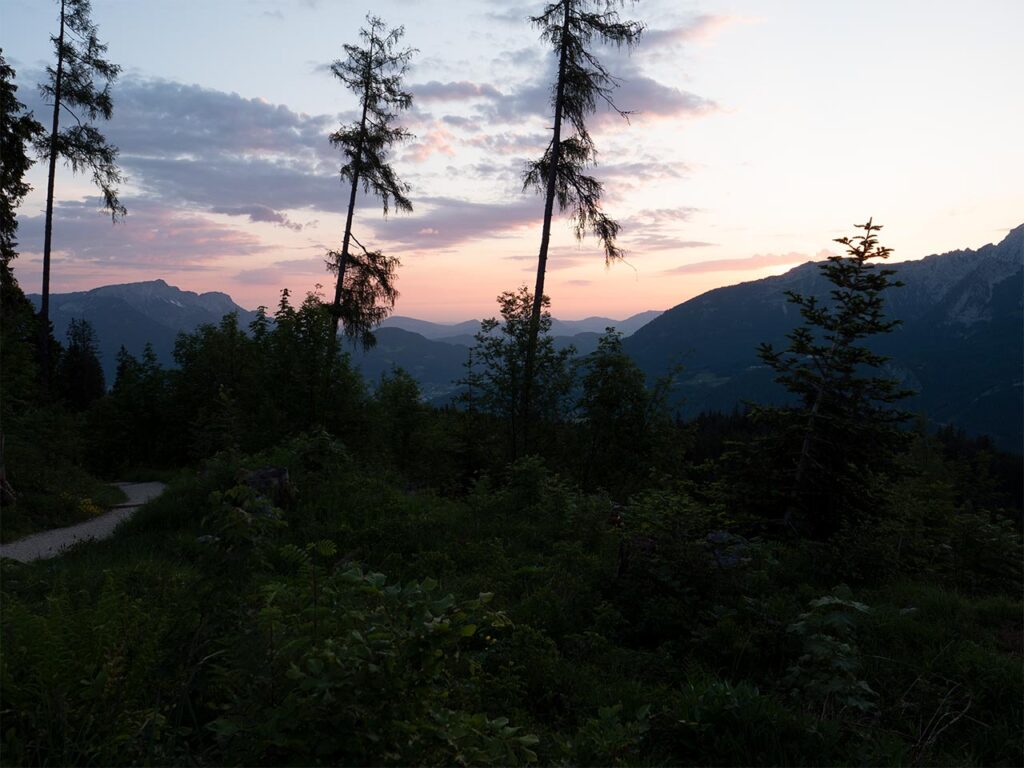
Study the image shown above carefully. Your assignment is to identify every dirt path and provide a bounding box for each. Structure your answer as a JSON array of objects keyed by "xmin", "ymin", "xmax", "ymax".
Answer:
[{"xmin": 0, "ymin": 482, "xmax": 166, "ymax": 563}]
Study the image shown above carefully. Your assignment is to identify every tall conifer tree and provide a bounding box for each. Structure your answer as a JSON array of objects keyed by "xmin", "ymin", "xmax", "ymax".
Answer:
[
  {"xmin": 328, "ymin": 15, "xmax": 414, "ymax": 347},
  {"xmin": 1, "ymin": 51, "xmax": 43, "ymax": 278},
  {"xmin": 36, "ymin": 0, "xmax": 125, "ymax": 387},
  {"xmin": 520, "ymin": 0, "xmax": 643, "ymax": 442},
  {"xmin": 757, "ymin": 219, "xmax": 912, "ymax": 536}
]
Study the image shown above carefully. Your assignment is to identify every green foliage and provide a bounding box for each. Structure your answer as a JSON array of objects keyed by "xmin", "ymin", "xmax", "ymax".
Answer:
[
  {"xmin": 783, "ymin": 586, "xmax": 878, "ymax": 716},
  {"xmin": 209, "ymin": 562, "xmax": 534, "ymax": 765},
  {"xmin": 3, "ymin": 426, "xmax": 1021, "ymax": 766}
]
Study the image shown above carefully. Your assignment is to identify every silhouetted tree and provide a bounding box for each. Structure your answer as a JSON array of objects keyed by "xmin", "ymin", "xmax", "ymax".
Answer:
[
  {"xmin": 756, "ymin": 219, "xmax": 911, "ymax": 537},
  {"xmin": 0, "ymin": 52, "xmax": 44, "ymax": 503},
  {"xmin": 36, "ymin": 0, "xmax": 125, "ymax": 387},
  {"xmin": 1, "ymin": 51, "xmax": 44, "ymax": 278},
  {"xmin": 578, "ymin": 328, "xmax": 673, "ymax": 494},
  {"xmin": 327, "ymin": 14, "xmax": 414, "ymax": 346},
  {"xmin": 327, "ymin": 236, "xmax": 399, "ymax": 350},
  {"xmin": 57, "ymin": 317, "xmax": 105, "ymax": 410},
  {"xmin": 460, "ymin": 287, "xmax": 575, "ymax": 457},
  {"xmin": 520, "ymin": 0, "xmax": 643, "ymax": 441}
]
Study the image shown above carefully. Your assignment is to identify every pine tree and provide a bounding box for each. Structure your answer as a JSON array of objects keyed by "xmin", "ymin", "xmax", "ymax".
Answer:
[
  {"xmin": 327, "ymin": 15, "xmax": 414, "ymax": 347},
  {"xmin": 756, "ymin": 219, "xmax": 912, "ymax": 537},
  {"xmin": 520, "ymin": 0, "xmax": 643, "ymax": 441},
  {"xmin": 36, "ymin": 0, "xmax": 125, "ymax": 387},
  {"xmin": 57, "ymin": 317, "xmax": 105, "ymax": 410}
]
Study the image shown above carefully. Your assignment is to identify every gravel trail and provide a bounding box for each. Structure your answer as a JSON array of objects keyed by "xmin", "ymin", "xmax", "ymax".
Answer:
[{"xmin": 0, "ymin": 482, "xmax": 166, "ymax": 563}]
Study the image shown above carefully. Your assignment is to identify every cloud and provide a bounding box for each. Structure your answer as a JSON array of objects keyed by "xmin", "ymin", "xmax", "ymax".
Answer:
[
  {"xmin": 610, "ymin": 69, "xmax": 716, "ymax": 122},
  {"xmin": 231, "ymin": 256, "xmax": 328, "ymax": 286},
  {"xmin": 601, "ymin": 159, "xmax": 690, "ymax": 185},
  {"xmin": 413, "ymin": 80, "xmax": 503, "ymax": 102},
  {"xmin": 631, "ymin": 207, "xmax": 700, "ymax": 226},
  {"xmin": 626, "ymin": 234, "xmax": 715, "ymax": 251},
  {"xmin": 375, "ymin": 195, "xmax": 540, "ymax": 250},
  {"xmin": 17, "ymin": 76, "xmax": 363, "ymax": 217},
  {"xmin": 502, "ymin": 246, "xmax": 605, "ymax": 271},
  {"xmin": 642, "ymin": 15, "xmax": 749, "ymax": 47},
  {"xmin": 403, "ymin": 123, "xmax": 458, "ymax": 163},
  {"xmin": 662, "ymin": 252, "xmax": 818, "ymax": 276},
  {"xmin": 17, "ymin": 198, "xmax": 269, "ymax": 270},
  {"xmin": 211, "ymin": 204, "xmax": 305, "ymax": 230},
  {"xmin": 484, "ymin": 4, "xmax": 534, "ymax": 25},
  {"xmin": 465, "ymin": 130, "xmax": 548, "ymax": 156}
]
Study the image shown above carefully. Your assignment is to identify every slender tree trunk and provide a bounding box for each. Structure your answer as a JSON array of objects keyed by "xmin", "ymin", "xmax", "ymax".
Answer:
[
  {"xmin": 520, "ymin": 0, "xmax": 571, "ymax": 453},
  {"xmin": 39, "ymin": 0, "xmax": 66, "ymax": 392},
  {"xmin": 785, "ymin": 338, "xmax": 839, "ymax": 529},
  {"xmin": 330, "ymin": 36, "xmax": 375, "ymax": 340}
]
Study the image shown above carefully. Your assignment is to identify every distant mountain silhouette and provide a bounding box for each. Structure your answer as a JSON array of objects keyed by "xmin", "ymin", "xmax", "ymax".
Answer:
[
  {"xmin": 28, "ymin": 279, "xmax": 258, "ymax": 383},
  {"xmin": 624, "ymin": 224, "xmax": 1023, "ymax": 451},
  {"xmin": 382, "ymin": 310, "xmax": 661, "ymax": 340},
  {"xmin": 345, "ymin": 328, "xmax": 471, "ymax": 402}
]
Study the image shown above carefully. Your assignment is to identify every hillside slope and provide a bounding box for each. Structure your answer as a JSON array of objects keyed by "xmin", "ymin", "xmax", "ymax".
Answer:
[{"xmin": 625, "ymin": 225, "xmax": 1023, "ymax": 450}]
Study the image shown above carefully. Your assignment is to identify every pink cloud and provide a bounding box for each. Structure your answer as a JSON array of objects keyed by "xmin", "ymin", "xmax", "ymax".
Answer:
[
  {"xmin": 662, "ymin": 250, "xmax": 833, "ymax": 276},
  {"xmin": 643, "ymin": 15, "xmax": 753, "ymax": 47},
  {"xmin": 18, "ymin": 198, "xmax": 270, "ymax": 269},
  {"xmin": 404, "ymin": 123, "xmax": 458, "ymax": 163}
]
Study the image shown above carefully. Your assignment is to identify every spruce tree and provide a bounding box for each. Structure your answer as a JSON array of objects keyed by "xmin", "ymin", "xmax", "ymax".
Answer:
[
  {"xmin": 328, "ymin": 15, "xmax": 414, "ymax": 347},
  {"xmin": 36, "ymin": 0, "xmax": 125, "ymax": 387},
  {"xmin": 520, "ymin": 0, "xmax": 643, "ymax": 444},
  {"xmin": 57, "ymin": 317, "xmax": 105, "ymax": 410},
  {"xmin": 756, "ymin": 219, "xmax": 912, "ymax": 537}
]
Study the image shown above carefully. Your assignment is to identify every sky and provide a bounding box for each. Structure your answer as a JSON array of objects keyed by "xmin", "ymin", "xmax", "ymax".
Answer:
[{"xmin": 4, "ymin": 0, "xmax": 1022, "ymax": 321}]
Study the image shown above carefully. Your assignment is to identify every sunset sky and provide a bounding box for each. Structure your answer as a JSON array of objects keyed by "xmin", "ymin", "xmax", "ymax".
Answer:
[{"xmin": 4, "ymin": 0, "xmax": 1022, "ymax": 320}]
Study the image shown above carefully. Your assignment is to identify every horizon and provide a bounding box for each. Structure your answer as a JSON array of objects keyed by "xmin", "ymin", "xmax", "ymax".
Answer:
[
  {"xmin": 27, "ymin": 220, "xmax": 1019, "ymax": 323},
  {"xmin": 5, "ymin": 0, "xmax": 1022, "ymax": 320}
]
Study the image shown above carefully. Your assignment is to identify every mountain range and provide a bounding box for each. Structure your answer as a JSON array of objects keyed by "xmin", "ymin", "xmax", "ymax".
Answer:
[
  {"xmin": 29, "ymin": 225, "xmax": 1022, "ymax": 450},
  {"xmin": 28, "ymin": 280, "xmax": 259, "ymax": 382},
  {"xmin": 624, "ymin": 224, "xmax": 1023, "ymax": 450}
]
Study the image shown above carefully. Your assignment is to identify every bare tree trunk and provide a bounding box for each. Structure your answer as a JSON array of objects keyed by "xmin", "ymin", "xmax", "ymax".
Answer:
[
  {"xmin": 39, "ymin": 0, "xmax": 66, "ymax": 393},
  {"xmin": 520, "ymin": 0, "xmax": 571, "ymax": 453}
]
